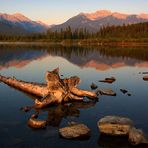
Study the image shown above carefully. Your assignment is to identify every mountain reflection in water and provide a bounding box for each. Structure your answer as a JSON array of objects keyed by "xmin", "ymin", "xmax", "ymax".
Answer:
[{"xmin": 0, "ymin": 45, "xmax": 148, "ymax": 71}]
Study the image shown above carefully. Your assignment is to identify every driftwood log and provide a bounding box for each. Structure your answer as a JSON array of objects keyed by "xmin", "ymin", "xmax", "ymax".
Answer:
[{"xmin": 0, "ymin": 68, "xmax": 97, "ymax": 108}]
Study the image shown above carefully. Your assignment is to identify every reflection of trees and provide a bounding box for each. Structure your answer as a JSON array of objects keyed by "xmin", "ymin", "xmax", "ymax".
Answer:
[
  {"xmin": 45, "ymin": 45, "xmax": 148, "ymax": 61},
  {"xmin": 0, "ymin": 46, "xmax": 47, "ymax": 68},
  {"xmin": 98, "ymin": 47, "xmax": 148, "ymax": 61},
  {"xmin": 0, "ymin": 45, "xmax": 148, "ymax": 69}
]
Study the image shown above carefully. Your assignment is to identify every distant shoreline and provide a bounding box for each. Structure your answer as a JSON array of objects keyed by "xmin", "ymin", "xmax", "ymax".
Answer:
[{"xmin": 0, "ymin": 40, "xmax": 148, "ymax": 47}]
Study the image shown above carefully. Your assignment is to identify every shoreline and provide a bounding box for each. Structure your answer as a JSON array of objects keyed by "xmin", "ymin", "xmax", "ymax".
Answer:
[{"xmin": 0, "ymin": 40, "xmax": 148, "ymax": 47}]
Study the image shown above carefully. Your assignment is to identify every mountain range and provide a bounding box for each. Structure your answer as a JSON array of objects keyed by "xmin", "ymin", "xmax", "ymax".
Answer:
[
  {"xmin": 51, "ymin": 10, "xmax": 148, "ymax": 32},
  {"xmin": 0, "ymin": 13, "xmax": 48, "ymax": 34},
  {"xmin": 0, "ymin": 10, "xmax": 148, "ymax": 34}
]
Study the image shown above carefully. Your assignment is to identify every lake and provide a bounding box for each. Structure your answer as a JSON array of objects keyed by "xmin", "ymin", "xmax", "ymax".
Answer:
[{"xmin": 0, "ymin": 45, "xmax": 148, "ymax": 148}]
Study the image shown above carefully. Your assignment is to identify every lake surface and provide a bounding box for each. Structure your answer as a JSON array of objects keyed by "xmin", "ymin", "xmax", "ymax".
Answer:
[{"xmin": 0, "ymin": 45, "xmax": 148, "ymax": 148}]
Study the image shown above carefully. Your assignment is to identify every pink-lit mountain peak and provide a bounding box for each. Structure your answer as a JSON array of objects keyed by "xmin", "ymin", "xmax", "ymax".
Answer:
[
  {"xmin": 111, "ymin": 12, "xmax": 128, "ymax": 19},
  {"xmin": 0, "ymin": 12, "xmax": 48, "ymax": 26},
  {"xmin": 0, "ymin": 12, "xmax": 49, "ymax": 32},
  {"xmin": 12, "ymin": 13, "xmax": 31, "ymax": 22},
  {"xmin": 82, "ymin": 10, "xmax": 148, "ymax": 20},
  {"xmin": 138, "ymin": 13, "xmax": 148, "ymax": 19},
  {"xmin": 84, "ymin": 10, "xmax": 112, "ymax": 20},
  {"xmin": 0, "ymin": 12, "xmax": 31, "ymax": 22}
]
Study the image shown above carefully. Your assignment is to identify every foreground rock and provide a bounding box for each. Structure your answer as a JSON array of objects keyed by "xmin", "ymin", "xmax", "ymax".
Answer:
[
  {"xmin": 59, "ymin": 123, "xmax": 91, "ymax": 139},
  {"xmin": 120, "ymin": 89, "xmax": 132, "ymax": 96},
  {"xmin": 143, "ymin": 76, "xmax": 148, "ymax": 81},
  {"xmin": 98, "ymin": 116, "xmax": 148, "ymax": 146},
  {"xmin": 97, "ymin": 89, "xmax": 116, "ymax": 96},
  {"xmin": 99, "ymin": 77, "xmax": 116, "ymax": 84},
  {"xmin": 120, "ymin": 89, "xmax": 128, "ymax": 94},
  {"xmin": 98, "ymin": 116, "xmax": 133, "ymax": 136},
  {"xmin": 127, "ymin": 93, "xmax": 131, "ymax": 96},
  {"xmin": 128, "ymin": 127, "xmax": 148, "ymax": 145}
]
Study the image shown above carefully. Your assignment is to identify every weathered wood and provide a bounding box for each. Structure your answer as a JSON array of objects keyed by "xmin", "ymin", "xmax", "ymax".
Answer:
[
  {"xmin": 28, "ymin": 117, "xmax": 47, "ymax": 129},
  {"xmin": 0, "ymin": 68, "xmax": 97, "ymax": 108},
  {"xmin": 0, "ymin": 75, "xmax": 48, "ymax": 97},
  {"xmin": 70, "ymin": 87, "xmax": 97, "ymax": 99}
]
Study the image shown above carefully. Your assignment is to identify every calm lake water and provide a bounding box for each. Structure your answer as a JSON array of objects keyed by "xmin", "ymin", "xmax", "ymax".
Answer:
[{"xmin": 0, "ymin": 45, "xmax": 148, "ymax": 148}]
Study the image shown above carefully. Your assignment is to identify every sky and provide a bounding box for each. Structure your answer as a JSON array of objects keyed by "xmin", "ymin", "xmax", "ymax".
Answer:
[{"xmin": 0, "ymin": 0, "xmax": 148, "ymax": 25}]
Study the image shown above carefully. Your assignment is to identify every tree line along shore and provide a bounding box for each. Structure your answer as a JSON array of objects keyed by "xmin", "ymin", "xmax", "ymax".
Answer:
[{"xmin": 0, "ymin": 22, "xmax": 147, "ymax": 45}]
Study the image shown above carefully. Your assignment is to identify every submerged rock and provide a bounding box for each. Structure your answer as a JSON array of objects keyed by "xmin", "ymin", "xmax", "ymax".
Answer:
[
  {"xmin": 90, "ymin": 83, "xmax": 98, "ymax": 89},
  {"xmin": 143, "ymin": 76, "xmax": 148, "ymax": 81},
  {"xmin": 98, "ymin": 116, "xmax": 133, "ymax": 136},
  {"xmin": 98, "ymin": 89, "xmax": 116, "ymax": 96},
  {"xmin": 128, "ymin": 127, "xmax": 148, "ymax": 145},
  {"xmin": 59, "ymin": 123, "xmax": 91, "ymax": 139},
  {"xmin": 20, "ymin": 106, "xmax": 32, "ymax": 112},
  {"xmin": 99, "ymin": 77, "xmax": 116, "ymax": 84},
  {"xmin": 142, "ymin": 72, "xmax": 148, "ymax": 74},
  {"xmin": 127, "ymin": 93, "xmax": 131, "ymax": 96}
]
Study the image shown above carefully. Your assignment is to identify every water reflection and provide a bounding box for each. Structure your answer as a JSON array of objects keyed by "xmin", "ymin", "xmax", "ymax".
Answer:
[
  {"xmin": 0, "ymin": 47, "xmax": 48, "ymax": 70},
  {"xmin": 26, "ymin": 93, "xmax": 96, "ymax": 127},
  {"xmin": 0, "ymin": 45, "xmax": 148, "ymax": 148},
  {"xmin": 98, "ymin": 134, "xmax": 148, "ymax": 148},
  {"xmin": 0, "ymin": 45, "xmax": 148, "ymax": 71},
  {"xmin": 46, "ymin": 101, "xmax": 96, "ymax": 127}
]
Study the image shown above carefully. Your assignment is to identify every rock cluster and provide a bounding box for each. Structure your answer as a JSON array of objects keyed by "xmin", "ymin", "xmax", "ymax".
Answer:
[
  {"xmin": 98, "ymin": 116, "xmax": 148, "ymax": 146},
  {"xmin": 98, "ymin": 116, "xmax": 133, "ymax": 136}
]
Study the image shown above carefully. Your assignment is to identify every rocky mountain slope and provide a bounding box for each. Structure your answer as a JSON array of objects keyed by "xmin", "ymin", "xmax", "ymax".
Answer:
[
  {"xmin": 0, "ymin": 13, "xmax": 48, "ymax": 34},
  {"xmin": 51, "ymin": 10, "xmax": 148, "ymax": 32}
]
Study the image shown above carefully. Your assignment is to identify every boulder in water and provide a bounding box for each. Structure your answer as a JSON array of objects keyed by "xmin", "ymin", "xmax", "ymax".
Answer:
[
  {"xmin": 98, "ymin": 116, "xmax": 133, "ymax": 136},
  {"xmin": 59, "ymin": 123, "xmax": 91, "ymax": 139}
]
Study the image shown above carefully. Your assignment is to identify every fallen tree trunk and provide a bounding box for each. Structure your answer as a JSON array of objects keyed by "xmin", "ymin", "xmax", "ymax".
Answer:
[
  {"xmin": 0, "ymin": 68, "xmax": 97, "ymax": 108},
  {"xmin": 0, "ymin": 75, "xmax": 48, "ymax": 97}
]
